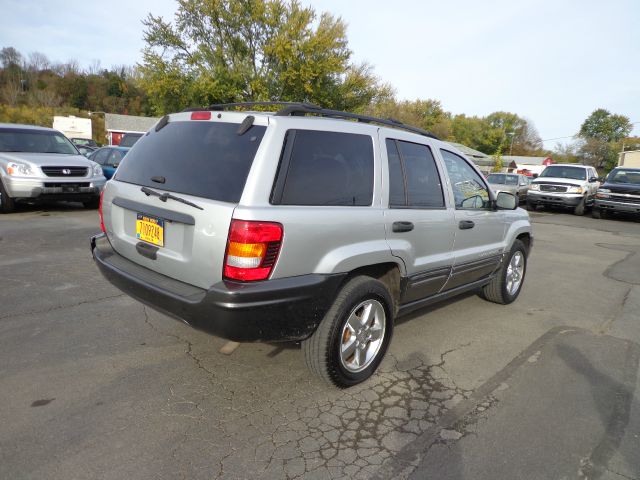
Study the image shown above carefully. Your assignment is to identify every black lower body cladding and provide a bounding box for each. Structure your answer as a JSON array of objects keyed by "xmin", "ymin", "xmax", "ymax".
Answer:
[{"xmin": 91, "ymin": 234, "xmax": 346, "ymax": 342}]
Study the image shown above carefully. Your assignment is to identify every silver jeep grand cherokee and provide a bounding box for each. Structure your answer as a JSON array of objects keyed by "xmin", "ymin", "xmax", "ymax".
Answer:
[
  {"xmin": 0, "ymin": 123, "xmax": 106, "ymax": 213},
  {"xmin": 92, "ymin": 103, "xmax": 533, "ymax": 387}
]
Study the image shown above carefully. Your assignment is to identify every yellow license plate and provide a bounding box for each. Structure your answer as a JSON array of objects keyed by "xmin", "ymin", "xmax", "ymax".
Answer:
[{"xmin": 136, "ymin": 214, "xmax": 164, "ymax": 247}]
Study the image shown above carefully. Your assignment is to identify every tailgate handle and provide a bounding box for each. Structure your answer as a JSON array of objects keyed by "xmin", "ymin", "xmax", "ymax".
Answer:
[
  {"xmin": 136, "ymin": 242, "xmax": 158, "ymax": 260},
  {"xmin": 459, "ymin": 220, "xmax": 475, "ymax": 230},
  {"xmin": 392, "ymin": 221, "xmax": 414, "ymax": 233}
]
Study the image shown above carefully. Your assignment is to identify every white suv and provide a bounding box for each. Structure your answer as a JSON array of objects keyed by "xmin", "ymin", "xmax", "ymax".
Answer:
[{"xmin": 526, "ymin": 164, "xmax": 600, "ymax": 215}]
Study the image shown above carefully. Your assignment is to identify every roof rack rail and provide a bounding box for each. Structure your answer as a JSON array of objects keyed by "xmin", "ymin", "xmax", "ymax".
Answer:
[
  {"xmin": 210, "ymin": 101, "xmax": 322, "ymax": 111},
  {"xmin": 181, "ymin": 102, "xmax": 320, "ymax": 113},
  {"xmin": 274, "ymin": 105, "xmax": 439, "ymax": 139},
  {"xmin": 181, "ymin": 102, "xmax": 439, "ymax": 139}
]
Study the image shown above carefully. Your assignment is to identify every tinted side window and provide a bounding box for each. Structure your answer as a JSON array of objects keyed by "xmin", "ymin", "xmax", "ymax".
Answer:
[
  {"xmin": 398, "ymin": 141, "xmax": 444, "ymax": 207},
  {"xmin": 386, "ymin": 139, "xmax": 444, "ymax": 208},
  {"xmin": 274, "ymin": 130, "xmax": 374, "ymax": 206},
  {"xmin": 93, "ymin": 149, "xmax": 110, "ymax": 165},
  {"xmin": 440, "ymin": 150, "xmax": 490, "ymax": 210},
  {"xmin": 106, "ymin": 150, "xmax": 126, "ymax": 166},
  {"xmin": 386, "ymin": 139, "xmax": 406, "ymax": 207}
]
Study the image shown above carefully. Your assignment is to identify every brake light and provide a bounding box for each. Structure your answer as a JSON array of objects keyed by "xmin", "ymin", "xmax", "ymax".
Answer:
[
  {"xmin": 224, "ymin": 220, "xmax": 283, "ymax": 281},
  {"xmin": 190, "ymin": 111, "xmax": 212, "ymax": 120},
  {"xmin": 99, "ymin": 190, "xmax": 105, "ymax": 233}
]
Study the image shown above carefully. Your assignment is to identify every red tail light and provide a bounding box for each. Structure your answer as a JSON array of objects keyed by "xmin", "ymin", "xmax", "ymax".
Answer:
[
  {"xmin": 99, "ymin": 190, "xmax": 105, "ymax": 233},
  {"xmin": 190, "ymin": 111, "xmax": 212, "ymax": 120},
  {"xmin": 223, "ymin": 220, "xmax": 283, "ymax": 281}
]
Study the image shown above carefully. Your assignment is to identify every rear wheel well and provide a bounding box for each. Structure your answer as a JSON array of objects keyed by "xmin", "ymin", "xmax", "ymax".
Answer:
[{"xmin": 344, "ymin": 263, "xmax": 402, "ymax": 315}]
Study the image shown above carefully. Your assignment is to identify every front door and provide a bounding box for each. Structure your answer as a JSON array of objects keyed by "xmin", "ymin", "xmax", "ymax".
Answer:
[{"xmin": 438, "ymin": 149, "xmax": 507, "ymax": 291}]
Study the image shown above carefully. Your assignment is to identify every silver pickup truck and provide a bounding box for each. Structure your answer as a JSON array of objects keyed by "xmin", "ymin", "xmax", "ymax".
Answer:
[
  {"xmin": 0, "ymin": 123, "xmax": 106, "ymax": 213},
  {"xmin": 92, "ymin": 103, "xmax": 533, "ymax": 387}
]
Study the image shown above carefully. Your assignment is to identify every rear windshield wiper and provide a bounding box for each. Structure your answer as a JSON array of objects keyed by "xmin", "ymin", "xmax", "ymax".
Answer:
[{"xmin": 141, "ymin": 186, "xmax": 204, "ymax": 210}]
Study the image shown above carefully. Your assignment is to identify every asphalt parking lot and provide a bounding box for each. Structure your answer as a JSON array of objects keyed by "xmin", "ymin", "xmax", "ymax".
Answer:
[{"xmin": 1, "ymin": 205, "xmax": 639, "ymax": 480}]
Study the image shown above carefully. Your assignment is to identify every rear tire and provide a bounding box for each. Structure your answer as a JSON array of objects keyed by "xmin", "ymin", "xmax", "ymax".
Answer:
[
  {"xmin": 303, "ymin": 276, "xmax": 394, "ymax": 388},
  {"xmin": 480, "ymin": 240, "xmax": 527, "ymax": 305},
  {"xmin": 0, "ymin": 179, "xmax": 16, "ymax": 213},
  {"xmin": 574, "ymin": 197, "xmax": 586, "ymax": 216}
]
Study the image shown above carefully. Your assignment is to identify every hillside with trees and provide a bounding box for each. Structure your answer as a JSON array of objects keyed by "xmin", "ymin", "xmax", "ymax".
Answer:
[{"xmin": 0, "ymin": 0, "xmax": 634, "ymax": 169}]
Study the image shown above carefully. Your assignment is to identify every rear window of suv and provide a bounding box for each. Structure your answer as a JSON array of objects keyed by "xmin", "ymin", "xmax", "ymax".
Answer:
[
  {"xmin": 271, "ymin": 130, "xmax": 374, "ymax": 206},
  {"xmin": 114, "ymin": 121, "xmax": 266, "ymax": 203}
]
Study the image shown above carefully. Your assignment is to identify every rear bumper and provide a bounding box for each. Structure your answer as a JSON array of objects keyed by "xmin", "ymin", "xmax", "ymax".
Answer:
[
  {"xmin": 91, "ymin": 234, "xmax": 345, "ymax": 342},
  {"xmin": 594, "ymin": 199, "xmax": 640, "ymax": 214},
  {"xmin": 527, "ymin": 190, "xmax": 583, "ymax": 207}
]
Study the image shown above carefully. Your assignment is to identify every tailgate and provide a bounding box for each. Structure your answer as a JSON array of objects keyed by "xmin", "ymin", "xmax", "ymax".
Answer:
[
  {"xmin": 102, "ymin": 180, "xmax": 234, "ymax": 290},
  {"xmin": 97, "ymin": 113, "xmax": 269, "ymax": 289}
]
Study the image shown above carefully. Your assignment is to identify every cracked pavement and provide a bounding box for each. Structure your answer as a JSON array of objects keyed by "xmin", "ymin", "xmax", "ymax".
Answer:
[{"xmin": 1, "ymin": 205, "xmax": 640, "ymax": 479}]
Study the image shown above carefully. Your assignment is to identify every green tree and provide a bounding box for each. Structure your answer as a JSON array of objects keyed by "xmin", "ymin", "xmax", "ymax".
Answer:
[
  {"xmin": 579, "ymin": 108, "xmax": 632, "ymax": 143},
  {"xmin": 486, "ymin": 112, "xmax": 542, "ymax": 155},
  {"xmin": 492, "ymin": 143, "xmax": 504, "ymax": 172},
  {"xmin": 138, "ymin": 0, "xmax": 389, "ymax": 114},
  {"xmin": 578, "ymin": 109, "xmax": 632, "ymax": 171},
  {"xmin": 366, "ymin": 98, "xmax": 451, "ymax": 138},
  {"xmin": 450, "ymin": 114, "xmax": 503, "ymax": 154},
  {"xmin": 578, "ymin": 138, "xmax": 617, "ymax": 171},
  {"xmin": 449, "ymin": 112, "xmax": 542, "ymax": 156}
]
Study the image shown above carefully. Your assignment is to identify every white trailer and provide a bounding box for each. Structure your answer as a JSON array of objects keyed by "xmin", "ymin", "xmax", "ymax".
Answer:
[{"xmin": 52, "ymin": 116, "xmax": 92, "ymax": 140}]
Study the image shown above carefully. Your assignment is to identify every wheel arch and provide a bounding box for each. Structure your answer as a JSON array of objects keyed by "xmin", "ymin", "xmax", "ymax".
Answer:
[{"xmin": 341, "ymin": 262, "xmax": 403, "ymax": 316}]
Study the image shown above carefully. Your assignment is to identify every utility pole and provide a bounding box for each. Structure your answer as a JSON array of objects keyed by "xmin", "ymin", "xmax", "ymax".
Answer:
[{"xmin": 507, "ymin": 131, "xmax": 516, "ymax": 155}]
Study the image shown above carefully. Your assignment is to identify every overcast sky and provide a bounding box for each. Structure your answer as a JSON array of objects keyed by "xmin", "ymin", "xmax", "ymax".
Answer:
[{"xmin": 1, "ymin": 0, "xmax": 639, "ymax": 149}]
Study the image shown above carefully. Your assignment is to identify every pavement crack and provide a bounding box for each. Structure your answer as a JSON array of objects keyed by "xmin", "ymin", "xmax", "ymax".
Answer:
[
  {"xmin": 597, "ymin": 286, "xmax": 633, "ymax": 334},
  {"xmin": 604, "ymin": 468, "xmax": 638, "ymax": 480},
  {"xmin": 0, "ymin": 293, "xmax": 125, "ymax": 320},
  {"xmin": 141, "ymin": 306, "xmax": 218, "ymax": 385}
]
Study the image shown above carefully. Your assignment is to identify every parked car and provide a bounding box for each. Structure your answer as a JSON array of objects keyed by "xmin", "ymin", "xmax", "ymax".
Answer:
[
  {"xmin": 118, "ymin": 133, "xmax": 144, "ymax": 147},
  {"xmin": 0, "ymin": 123, "xmax": 106, "ymax": 213},
  {"xmin": 526, "ymin": 164, "xmax": 600, "ymax": 215},
  {"xmin": 91, "ymin": 103, "xmax": 532, "ymax": 387},
  {"xmin": 76, "ymin": 145, "xmax": 97, "ymax": 158},
  {"xmin": 89, "ymin": 146, "xmax": 130, "ymax": 180},
  {"xmin": 486, "ymin": 173, "xmax": 530, "ymax": 204},
  {"xmin": 71, "ymin": 138, "xmax": 99, "ymax": 148},
  {"xmin": 592, "ymin": 167, "xmax": 640, "ymax": 218}
]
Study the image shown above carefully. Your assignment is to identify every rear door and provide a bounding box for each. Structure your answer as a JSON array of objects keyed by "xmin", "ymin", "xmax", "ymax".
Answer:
[
  {"xmin": 381, "ymin": 135, "xmax": 456, "ymax": 302},
  {"xmin": 101, "ymin": 113, "xmax": 269, "ymax": 290},
  {"xmin": 438, "ymin": 149, "xmax": 507, "ymax": 291}
]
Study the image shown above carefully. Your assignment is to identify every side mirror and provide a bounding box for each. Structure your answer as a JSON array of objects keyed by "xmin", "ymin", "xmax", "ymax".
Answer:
[
  {"xmin": 589, "ymin": 176, "xmax": 598, "ymax": 183},
  {"xmin": 496, "ymin": 191, "xmax": 517, "ymax": 210}
]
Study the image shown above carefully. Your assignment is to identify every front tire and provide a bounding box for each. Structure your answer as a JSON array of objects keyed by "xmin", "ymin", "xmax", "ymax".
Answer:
[
  {"xmin": 303, "ymin": 276, "xmax": 394, "ymax": 388},
  {"xmin": 574, "ymin": 197, "xmax": 586, "ymax": 216},
  {"xmin": 0, "ymin": 179, "xmax": 16, "ymax": 213},
  {"xmin": 480, "ymin": 240, "xmax": 527, "ymax": 305}
]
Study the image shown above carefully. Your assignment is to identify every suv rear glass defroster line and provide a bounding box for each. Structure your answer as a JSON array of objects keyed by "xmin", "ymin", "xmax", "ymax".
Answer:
[{"xmin": 114, "ymin": 121, "xmax": 266, "ymax": 203}]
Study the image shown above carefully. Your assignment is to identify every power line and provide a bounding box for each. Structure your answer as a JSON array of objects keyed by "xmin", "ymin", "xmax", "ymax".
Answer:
[{"xmin": 541, "ymin": 120, "xmax": 639, "ymax": 143}]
